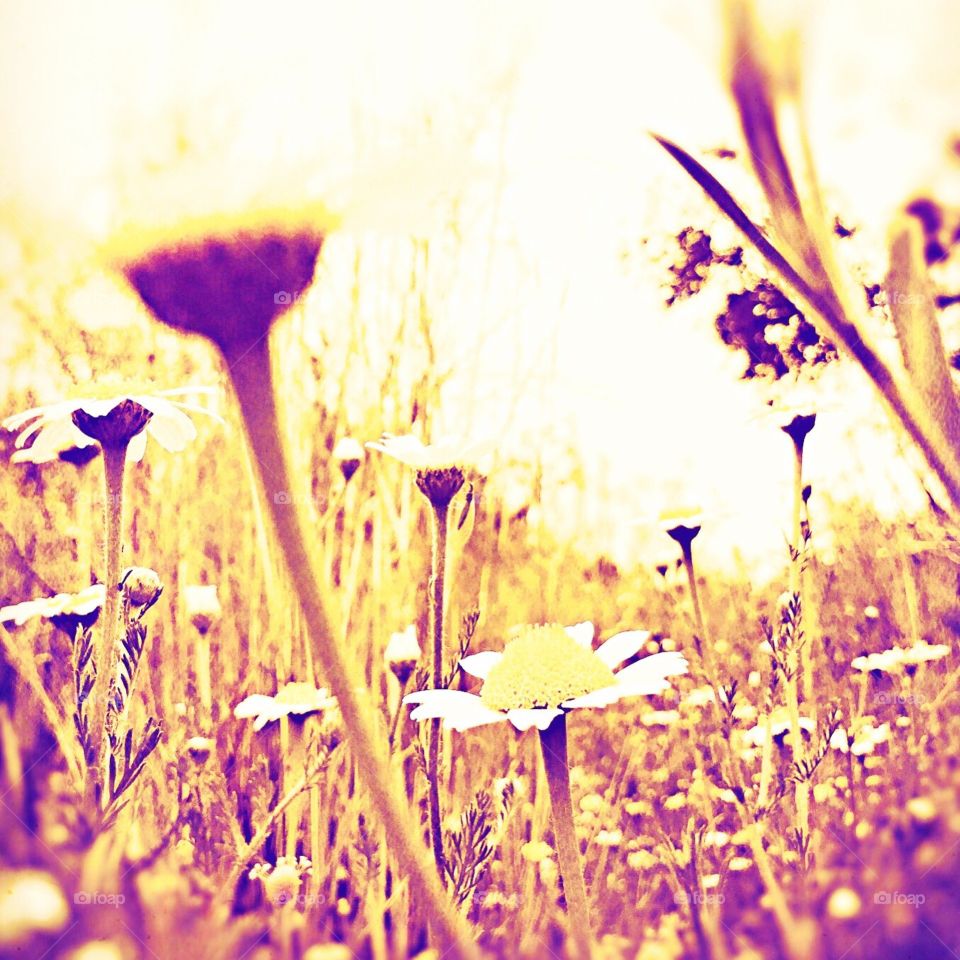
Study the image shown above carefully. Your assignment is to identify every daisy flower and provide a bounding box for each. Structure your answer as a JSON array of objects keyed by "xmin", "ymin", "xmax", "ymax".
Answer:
[
  {"xmin": 4, "ymin": 385, "xmax": 221, "ymax": 464},
  {"xmin": 385, "ymin": 624, "xmax": 421, "ymax": 682},
  {"xmin": 0, "ymin": 585, "xmax": 104, "ymax": 629},
  {"xmin": 404, "ymin": 621, "xmax": 687, "ymax": 734},
  {"xmin": 406, "ymin": 621, "xmax": 686, "ymax": 957},
  {"xmin": 367, "ymin": 433, "xmax": 489, "ymax": 508},
  {"xmin": 249, "ymin": 856, "xmax": 313, "ymax": 908},
  {"xmin": 234, "ymin": 682, "xmax": 337, "ymax": 732}
]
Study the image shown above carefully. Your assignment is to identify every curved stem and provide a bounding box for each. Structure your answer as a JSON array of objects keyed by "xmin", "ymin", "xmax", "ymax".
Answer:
[
  {"xmin": 88, "ymin": 441, "xmax": 128, "ymax": 807},
  {"xmin": 428, "ymin": 500, "xmax": 450, "ymax": 883},
  {"xmin": 538, "ymin": 715, "xmax": 593, "ymax": 960},
  {"xmin": 224, "ymin": 338, "xmax": 476, "ymax": 960}
]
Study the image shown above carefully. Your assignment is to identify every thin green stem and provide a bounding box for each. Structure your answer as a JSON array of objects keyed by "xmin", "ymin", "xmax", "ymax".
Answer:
[
  {"xmin": 88, "ymin": 441, "xmax": 128, "ymax": 808},
  {"xmin": 428, "ymin": 499, "xmax": 451, "ymax": 884},
  {"xmin": 224, "ymin": 338, "xmax": 476, "ymax": 960},
  {"xmin": 539, "ymin": 715, "xmax": 593, "ymax": 960}
]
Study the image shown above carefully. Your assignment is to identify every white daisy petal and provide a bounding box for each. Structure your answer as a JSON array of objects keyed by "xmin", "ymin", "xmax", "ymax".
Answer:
[
  {"xmin": 564, "ymin": 621, "xmax": 595, "ymax": 649},
  {"xmin": 561, "ymin": 685, "xmax": 625, "ymax": 709},
  {"xmin": 141, "ymin": 398, "xmax": 198, "ymax": 452},
  {"xmin": 81, "ymin": 398, "xmax": 124, "ymax": 417},
  {"xmin": 506, "ymin": 707, "xmax": 563, "ymax": 732},
  {"xmin": 127, "ymin": 431, "xmax": 148, "ymax": 463},
  {"xmin": 614, "ymin": 652, "xmax": 689, "ymax": 696},
  {"xmin": 594, "ymin": 630, "xmax": 651, "ymax": 670},
  {"xmin": 459, "ymin": 651, "xmax": 504, "ymax": 680},
  {"xmin": 404, "ymin": 689, "xmax": 505, "ymax": 731},
  {"xmin": 234, "ymin": 694, "xmax": 276, "ymax": 719},
  {"xmin": 12, "ymin": 419, "xmax": 93, "ymax": 464}
]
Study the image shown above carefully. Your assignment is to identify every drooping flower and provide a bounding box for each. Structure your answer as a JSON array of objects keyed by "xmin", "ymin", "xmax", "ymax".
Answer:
[
  {"xmin": 385, "ymin": 624, "xmax": 421, "ymax": 683},
  {"xmin": 332, "ymin": 436, "xmax": 364, "ymax": 484},
  {"xmin": 403, "ymin": 622, "xmax": 687, "ymax": 733},
  {"xmin": 119, "ymin": 567, "xmax": 162, "ymax": 607},
  {"xmin": 234, "ymin": 682, "xmax": 337, "ymax": 731},
  {"xmin": 183, "ymin": 584, "xmax": 222, "ymax": 635},
  {"xmin": 3, "ymin": 385, "xmax": 221, "ymax": 463},
  {"xmin": 366, "ymin": 433, "xmax": 488, "ymax": 508},
  {"xmin": 657, "ymin": 505, "xmax": 706, "ymax": 546},
  {"xmin": 0, "ymin": 584, "xmax": 104, "ymax": 634}
]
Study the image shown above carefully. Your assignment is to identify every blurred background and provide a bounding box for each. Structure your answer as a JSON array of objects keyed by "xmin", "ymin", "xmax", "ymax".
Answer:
[{"xmin": 1, "ymin": 0, "xmax": 960, "ymax": 572}]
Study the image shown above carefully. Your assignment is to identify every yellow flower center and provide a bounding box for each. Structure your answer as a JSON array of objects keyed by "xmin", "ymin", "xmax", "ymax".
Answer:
[{"xmin": 480, "ymin": 624, "xmax": 616, "ymax": 711}]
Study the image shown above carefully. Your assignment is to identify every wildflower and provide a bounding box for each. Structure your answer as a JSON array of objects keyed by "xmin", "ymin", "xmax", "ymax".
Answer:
[
  {"xmin": 234, "ymin": 682, "xmax": 337, "ymax": 731},
  {"xmin": 628, "ymin": 850, "xmax": 658, "ymax": 871},
  {"xmin": 385, "ymin": 625, "xmax": 421, "ymax": 684},
  {"xmin": 184, "ymin": 736, "xmax": 215, "ymax": 763},
  {"xmin": 595, "ymin": 829, "xmax": 623, "ymax": 847},
  {"xmin": 864, "ymin": 605, "xmax": 880, "ymax": 620},
  {"xmin": 827, "ymin": 887, "xmax": 862, "ymax": 920},
  {"xmin": 663, "ymin": 793, "xmax": 687, "ymax": 811},
  {"xmin": 520, "ymin": 840, "xmax": 554, "ymax": 863},
  {"xmin": 641, "ymin": 709, "xmax": 680, "ymax": 727},
  {"xmin": 900, "ymin": 641, "xmax": 950, "ymax": 666},
  {"xmin": 851, "ymin": 648, "xmax": 906, "ymax": 674},
  {"xmin": 249, "ymin": 856, "xmax": 312, "ymax": 907},
  {"xmin": 367, "ymin": 433, "xmax": 487, "ymax": 508},
  {"xmin": 657, "ymin": 506, "xmax": 705, "ymax": 547},
  {"xmin": 906, "ymin": 796, "xmax": 938, "ymax": 824},
  {"xmin": 728, "ymin": 856, "xmax": 752, "ymax": 872},
  {"xmin": 579, "ymin": 793, "xmax": 604, "ymax": 815},
  {"xmin": 743, "ymin": 707, "xmax": 814, "ymax": 747},
  {"xmin": 850, "ymin": 723, "xmax": 890, "ymax": 757},
  {"xmin": 0, "ymin": 584, "xmax": 104, "ymax": 633},
  {"xmin": 0, "ymin": 869, "xmax": 69, "ymax": 947},
  {"xmin": 183, "ymin": 584, "xmax": 222, "ymax": 635},
  {"xmin": 303, "ymin": 946, "xmax": 353, "ymax": 960},
  {"xmin": 4, "ymin": 385, "xmax": 219, "ymax": 463},
  {"xmin": 332, "ymin": 436, "xmax": 364, "ymax": 483},
  {"xmin": 404, "ymin": 623, "xmax": 687, "ymax": 733}
]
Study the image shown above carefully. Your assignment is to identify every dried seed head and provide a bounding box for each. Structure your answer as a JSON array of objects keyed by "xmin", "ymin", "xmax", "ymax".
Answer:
[{"xmin": 333, "ymin": 437, "xmax": 364, "ymax": 484}]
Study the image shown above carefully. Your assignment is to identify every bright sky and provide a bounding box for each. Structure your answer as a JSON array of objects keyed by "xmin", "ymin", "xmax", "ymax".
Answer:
[{"xmin": 1, "ymin": 0, "xmax": 958, "ymax": 573}]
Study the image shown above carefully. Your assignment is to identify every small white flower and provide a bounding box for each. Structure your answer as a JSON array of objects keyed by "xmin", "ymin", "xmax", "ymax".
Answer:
[
  {"xmin": 234, "ymin": 682, "xmax": 337, "ymax": 731},
  {"xmin": 184, "ymin": 584, "xmax": 222, "ymax": 633},
  {"xmin": 332, "ymin": 437, "xmax": 364, "ymax": 463},
  {"xmin": 385, "ymin": 625, "xmax": 421, "ymax": 668},
  {"xmin": 403, "ymin": 622, "xmax": 687, "ymax": 733},
  {"xmin": 0, "ymin": 869, "xmax": 69, "ymax": 947},
  {"xmin": 4, "ymin": 385, "xmax": 221, "ymax": 464}
]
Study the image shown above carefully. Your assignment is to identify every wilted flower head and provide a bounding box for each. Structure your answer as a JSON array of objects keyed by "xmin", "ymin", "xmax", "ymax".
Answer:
[
  {"xmin": 385, "ymin": 624, "xmax": 421, "ymax": 682},
  {"xmin": 366, "ymin": 433, "xmax": 488, "ymax": 508},
  {"xmin": 0, "ymin": 584, "xmax": 104, "ymax": 635},
  {"xmin": 234, "ymin": 681, "xmax": 337, "ymax": 731},
  {"xmin": 404, "ymin": 622, "xmax": 687, "ymax": 733},
  {"xmin": 4, "ymin": 384, "xmax": 220, "ymax": 463},
  {"xmin": 249, "ymin": 856, "xmax": 312, "ymax": 907},
  {"xmin": 332, "ymin": 436, "xmax": 364, "ymax": 483},
  {"xmin": 184, "ymin": 584, "xmax": 222, "ymax": 634}
]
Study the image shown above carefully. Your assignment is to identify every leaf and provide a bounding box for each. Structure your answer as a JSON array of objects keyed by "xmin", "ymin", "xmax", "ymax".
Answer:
[{"xmin": 886, "ymin": 218, "xmax": 960, "ymax": 451}]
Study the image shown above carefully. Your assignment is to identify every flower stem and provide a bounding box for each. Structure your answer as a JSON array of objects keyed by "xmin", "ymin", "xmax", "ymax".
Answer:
[
  {"xmin": 428, "ymin": 499, "xmax": 451, "ymax": 884},
  {"xmin": 88, "ymin": 441, "xmax": 128, "ymax": 808},
  {"xmin": 538, "ymin": 714, "xmax": 593, "ymax": 960},
  {"xmin": 224, "ymin": 338, "xmax": 476, "ymax": 960}
]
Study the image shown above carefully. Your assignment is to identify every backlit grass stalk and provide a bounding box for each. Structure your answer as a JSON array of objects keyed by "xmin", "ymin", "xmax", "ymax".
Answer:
[
  {"xmin": 225, "ymin": 338, "xmax": 477, "ymax": 960},
  {"xmin": 427, "ymin": 496, "xmax": 452, "ymax": 883},
  {"xmin": 538, "ymin": 714, "xmax": 593, "ymax": 960},
  {"xmin": 88, "ymin": 440, "xmax": 129, "ymax": 804}
]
